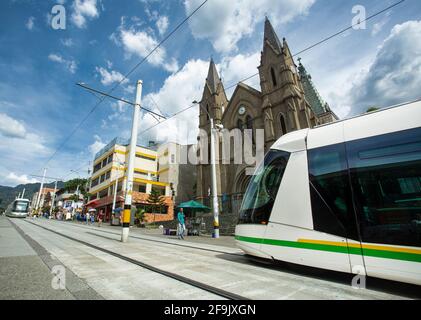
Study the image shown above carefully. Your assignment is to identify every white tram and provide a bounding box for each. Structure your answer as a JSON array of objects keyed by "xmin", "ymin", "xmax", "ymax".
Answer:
[
  {"xmin": 235, "ymin": 100, "xmax": 421, "ymax": 286},
  {"xmin": 5, "ymin": 198, "xmax": 30, "ymax": 218}
]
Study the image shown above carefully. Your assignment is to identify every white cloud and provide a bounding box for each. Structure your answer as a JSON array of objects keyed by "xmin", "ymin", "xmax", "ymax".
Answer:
[
  {"xmin": 139, "ymin": 59, "xmax": 210, "ymax": 144},
  {"xmin": 156, "ymin": 16, "xmax": 169, "ymax": 35},
  {"xmin": 88, "ymin": 135, "xmax": 106, "ymax": 156},
  {"xmin": 124, "ymin": 85, "xmax": 136, "ymax": 94},
  {"xmin": 219, "ymin": 52, "xmax": 261, "ymax": 96},
  {"xmin": 371, "ymin": 12, "xmax": 391, "ymax": 36},
  {"xmin": 0, "ymin": 130, "xmax": 51, "ymax": 184},
  {"xmin": 48, "ymin": 54, "xmax": 78, "ymax": 74},
  {"xmin": 326, "ymin": 20, "xmax": 421, "ymax": 117},
  {"xmin": 26, "ymin": 16, "xmax": 35, "ymax": 30},
  {"xmin": 135, "ymin": 53, "xmax": 264, "ymax": 145},
  {"xmin": 61, "ymin": 38, "xmax": 74, "ymax": 47},
  {"xmin": 71, "ymin": 0, "xmax": 100, "ymax": 28},
  {"xmin": 96, "ymin": 66, "xmax": 128, "ymax": 86},
  {"xmin": 0, "ymin": 113, "xmax": 26, "ymax": 138},
  {"xmin": 111, "ymin": 21, "xmax": 179, "ymax": 73},
  {"xmin": 184, "ymin": 0, "xmax": 315, "ymax": 53},
  {"xmin": 2, "ymin": 172, "xmax": 38, "ymax": 186}
]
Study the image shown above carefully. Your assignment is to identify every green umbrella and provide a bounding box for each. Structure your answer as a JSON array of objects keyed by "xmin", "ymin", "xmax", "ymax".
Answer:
[{"xmin": 177, "ymin": 200, "xmax": 211, "ymax": 212}]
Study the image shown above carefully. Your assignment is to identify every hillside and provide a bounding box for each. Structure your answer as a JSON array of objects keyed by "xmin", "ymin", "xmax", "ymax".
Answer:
[{"xmin": 0, "ymin": 181, "xmax": 64, "ymax": 209}]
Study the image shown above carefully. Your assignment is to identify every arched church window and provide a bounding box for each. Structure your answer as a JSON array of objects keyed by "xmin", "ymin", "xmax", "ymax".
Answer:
[
  {"xmin": 237, "ymin": 119, "xmax": 244, "ymax": 131},
  {"xmin": 245, "ymin": 115, "xmax": 255, "ymax": 144},
  {"xmin": 280, "ymin": 114, "xmax": 287, "ymax": 135},
  {"xmin": 271, "ymin": 67, "xmax": 277, "ymax": 87},
  {"xmin": 245, "ymin": 115, "xmax": 253, "ymax": 129},
  {"xmin": 206, "ymin": 104, "xmax": 210, "ymax": 116}
]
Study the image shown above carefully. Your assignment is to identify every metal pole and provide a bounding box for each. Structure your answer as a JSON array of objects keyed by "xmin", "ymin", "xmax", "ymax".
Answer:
[
  {"xmin": 35, "ymin": 168, "xmax": 47, "ymax": 215},
  {"xmin": 112, "ymin": 177, "xmax": 119, "ymax": 212},
  {"xmin": 209, "ymin": 118, "xmax": 220, "ymax": 238},
  {"xmin": 122, "ymin": 80, "xmax": 142, "ymax": 243},
  {"xmin": 50, "ymin": 181, "xmax": 57, "ymax": 217},
  {"xmin": 21, "ymin": 188, "xmax": 26, "ymax": 199}
]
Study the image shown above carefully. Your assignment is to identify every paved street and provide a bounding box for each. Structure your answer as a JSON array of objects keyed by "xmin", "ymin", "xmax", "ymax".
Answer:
[
  {"xmin": 0, "ymin": 216, "xmax": 101, "ymax": 300},
  {"xmin": 1, "ymin": 216, "xmax": 419, "ymax": 300}
]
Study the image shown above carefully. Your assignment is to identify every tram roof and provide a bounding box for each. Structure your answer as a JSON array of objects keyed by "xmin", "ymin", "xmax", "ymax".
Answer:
[{"xmin": 271, "ymin": 99, "xmax": 421, "ymax": 152}]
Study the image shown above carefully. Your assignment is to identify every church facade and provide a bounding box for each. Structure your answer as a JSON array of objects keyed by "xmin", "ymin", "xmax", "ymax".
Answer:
[{"xmin": 196, "ymin": 18, "xmax": 337, "ymax": 214}]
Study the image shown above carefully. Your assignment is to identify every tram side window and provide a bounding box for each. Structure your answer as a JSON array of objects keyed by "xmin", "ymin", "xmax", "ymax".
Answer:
[
  {"xmin": 308, "ymin": 144, "xmax": 356, "ymax": 239},
  {"xmin": 347, "ymin": 127, "xmax": 421, "ymax": 247},
  {"xmin": 238, "ymin": 150, "xmax": 290, "ymax": 224}
]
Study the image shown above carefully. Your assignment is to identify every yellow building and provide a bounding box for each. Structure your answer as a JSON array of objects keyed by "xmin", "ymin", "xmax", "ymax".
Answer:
[{"xmin": 87, "ymin": 138, "xmax": 173, "ymax": 223}]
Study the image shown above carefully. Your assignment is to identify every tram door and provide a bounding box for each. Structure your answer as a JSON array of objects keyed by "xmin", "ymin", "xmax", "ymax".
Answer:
[
  {"xmin": 345, "ymin": 127, "xmax": 421, "ymax": 283},
  {"xmin": 307, "ymin": 132, "xmax": 366, "ymax": 276}
]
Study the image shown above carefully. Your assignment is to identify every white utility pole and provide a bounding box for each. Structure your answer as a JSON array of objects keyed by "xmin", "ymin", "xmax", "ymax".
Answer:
[
  {"xmin": 49, "ymin": 181, "xmax": 58, "ymax": 217},
  {"xmin": 112, "ymin": 178, "xmax": 119, "ymax": 212},
  {"xmin": 209, "ymin": 118, "xmax": 220, "ymax": 238},
  {"xmin": 121, "ymin": 80, "xmax": 142, "ymax": 243},
  {"xmin": 35, "ymin": 168, "xmax": 47, "ymax": 214},
  {"xmin": 112, "ymin": 161, "xmax": 125, "ymax": 214},
  {"xmin": 193, "ymin": 99, "xmax": 221, "ymax": 239},
  {"xmin": 21, "ymin": 188, "xmax": 26, "ymax": 199}
]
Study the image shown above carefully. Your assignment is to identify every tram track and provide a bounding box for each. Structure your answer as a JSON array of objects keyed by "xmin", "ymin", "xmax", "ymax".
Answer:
[
  {"xmin": 23, "ymin": 219, "xmax": 249, "ymax": 301},
  {"xmin": 42, "ymin": 219, "xmax": 244, "ymax": 257}
]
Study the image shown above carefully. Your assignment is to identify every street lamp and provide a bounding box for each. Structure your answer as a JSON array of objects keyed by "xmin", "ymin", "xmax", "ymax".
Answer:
[{"xmin": 193, "ymin": 99, "xmax": 221, "ymax": 239}]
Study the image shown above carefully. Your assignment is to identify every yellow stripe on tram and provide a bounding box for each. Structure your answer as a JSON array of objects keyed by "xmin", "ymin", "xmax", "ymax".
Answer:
[{"xmin": 298, "ymin": 239, "xmax": 421, "ymax": 255}]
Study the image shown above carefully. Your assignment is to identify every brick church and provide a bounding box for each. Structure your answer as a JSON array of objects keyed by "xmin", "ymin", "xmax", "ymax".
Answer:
[{"xmin": 196, "ymin": 18, "xmax": 338, "ymax": 214}]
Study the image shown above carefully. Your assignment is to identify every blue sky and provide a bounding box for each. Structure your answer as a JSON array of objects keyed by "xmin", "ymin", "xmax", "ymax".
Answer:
[{"xmin": 0, "ymin": 0, "xmax": 420, "ymax": 186}]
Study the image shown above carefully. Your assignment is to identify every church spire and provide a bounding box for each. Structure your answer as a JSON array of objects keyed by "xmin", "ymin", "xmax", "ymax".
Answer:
[
  {"xmin": 206, "ymin": 58, "xmax": 221, "ymax": 95},
  {"xmin": 263, "ymin": 17, "xmax": 282, "ymax": 52},
  {"xmin": 282, "ymin": 37, "xmax": 293, "ymax": 63}
]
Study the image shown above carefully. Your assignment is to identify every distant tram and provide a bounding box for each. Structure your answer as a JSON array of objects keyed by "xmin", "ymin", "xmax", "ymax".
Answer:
[
  {"xmin": 235, "ymin": 100, "xmax": 421, "ymax": 286},
  {"xmin": 5, "ymin": 198, "xmax": 30, "ymax": 218}
]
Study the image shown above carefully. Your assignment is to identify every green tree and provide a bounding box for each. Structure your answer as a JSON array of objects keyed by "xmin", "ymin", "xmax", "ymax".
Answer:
[
  {"xmin": 69, "ymin": 194, "xmax": 80, "ymax": 202},
  {"xmin": 147, "ymin": 189, "xmax": 166, "ymax": 224},
  {"xmin": 135, "ymin": 208, "xmax": 146, "ymax": 227},
  {"xmin": 366, "ymin": 106, "xmax": 380, "ymax": 113},
  {"xmin": 64, "ymin": 178, "xmax": 88, "ymax": 196}
]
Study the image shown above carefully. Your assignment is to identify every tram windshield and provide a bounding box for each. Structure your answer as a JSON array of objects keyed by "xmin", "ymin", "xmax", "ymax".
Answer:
[
  {"xmin": 238, "ymin": 150, "xmax": 290, "ymax": 225},
  {"xmin": 13, "ymin": 201, "xmax": 29, "ymax": 213}
]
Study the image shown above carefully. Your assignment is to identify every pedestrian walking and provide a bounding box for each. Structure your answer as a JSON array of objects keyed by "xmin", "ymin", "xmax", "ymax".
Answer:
[
  {"xmin": 90, "ymin": 212, "xmax": 95, "ymax": 225},
  {"xmin": 98, "ymin": 210, "xmax": 103, "ymax": 227},
  {"xmin": 177, "ymin": 208, "xmax": 186, "ymax": 240}
]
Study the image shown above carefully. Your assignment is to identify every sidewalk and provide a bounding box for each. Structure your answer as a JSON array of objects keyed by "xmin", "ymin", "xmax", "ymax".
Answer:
[
  {"xmin": 64, "ymin": 219, "xmax": 238, "ymax": 249},
  {"xmin": 0, "ymin": 217, "xmax": 102, "ymax": 300}
]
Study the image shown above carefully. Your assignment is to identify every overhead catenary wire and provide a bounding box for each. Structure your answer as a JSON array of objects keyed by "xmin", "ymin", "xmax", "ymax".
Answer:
[
  {"xmin": 32, "ymin": 0, "xmax": 209, "ymax": 175},
  {"xmin": 224, "ymin": 0, "xmax": 406, "ymax": 89},
  {"xmin": 60, "ymin": 0, "xmax": 405, "ymax": 180},
  {"xmin": 137, "ymin": 0, "xmax": 407, "ymax": 136}
]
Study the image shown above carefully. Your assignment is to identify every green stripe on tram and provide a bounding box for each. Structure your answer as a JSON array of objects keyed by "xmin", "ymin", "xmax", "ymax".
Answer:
[{"xmin": 235, "ymin": 235, "xmax": 421, "ymax": 263}]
